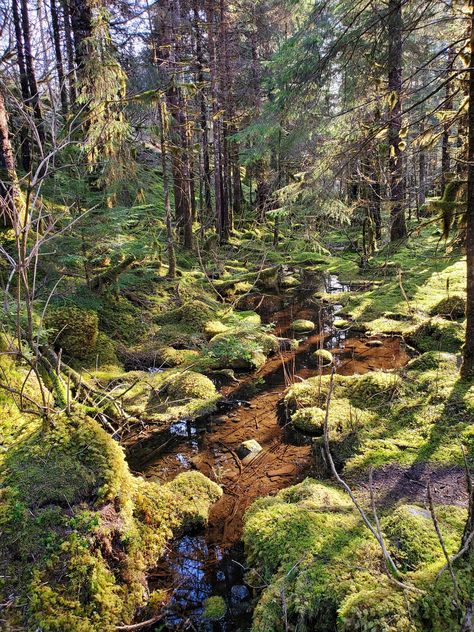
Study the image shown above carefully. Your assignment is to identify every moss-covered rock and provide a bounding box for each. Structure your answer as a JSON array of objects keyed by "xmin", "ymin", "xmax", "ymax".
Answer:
[
  {"xmin": 311, "ymin": 348, "xmax": 334, "ymax": 366},
  {"xmin": 166, "ymin": 371, "xmax": 217, "ymax": 401},
  {"xmin": 291, "ymin": 319, "xmax": 315, "ymax": 333},
  {"xmin": 46, "ymin": 306, "xmax": 98, "ymax": 359},
  {"xmin": 406, "ymin": 317, "xmax": 464, "ymax": 353},
  {"xmin": 203, "ymin": 595, "xmax": 226, "ymax": 621},
  {"xmin": 430, "ymin": 295, "xmax": 466, "ymax": 320},
  {"xmin": 382, "ymin": 504, "xmax": 465, "ymax": 572},
  {"xmin": 291, "ymin": 406, "xmax": 326, "ymax": 434},
  {"xmin": 0, "ymin": 406, "xmax": 222, "ymax": 632},
  {"xmin": 209, "ymin": 330, "xmax": 278, "ymax": 369}
]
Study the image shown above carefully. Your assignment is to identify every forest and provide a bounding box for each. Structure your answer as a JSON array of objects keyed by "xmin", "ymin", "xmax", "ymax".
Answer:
[{"xmin": 1, "ymin": 0, "xmax": 474, "ymax": 630}]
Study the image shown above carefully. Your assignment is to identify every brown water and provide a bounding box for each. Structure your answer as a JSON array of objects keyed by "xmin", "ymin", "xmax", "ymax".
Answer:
[{"xmin": 127, "ymin": 273, "xmax": 410, "ymax": 631}]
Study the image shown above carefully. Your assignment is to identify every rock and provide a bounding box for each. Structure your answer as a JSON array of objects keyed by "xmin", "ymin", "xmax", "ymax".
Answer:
[
  {"xmin": 291, "ymin": 319, "xmax": 315, "ymax": 333},
  {"xmin": 231, "ymin": 584, "xmax": 250, "ymax": 603},
  {"xmin": 366, "ymin": 339, "xmax": 383, "ymax": 347},
  {"xmin": 237, "ymin": 439, "xmax": 263, "ymax": 461},
  {"xmin": 311, "ymin": 349, "xmax": 334, "ymax": 366},
  {"xmin": 333, "ymin": 318, "xmax": 350, "ymax": 328}
]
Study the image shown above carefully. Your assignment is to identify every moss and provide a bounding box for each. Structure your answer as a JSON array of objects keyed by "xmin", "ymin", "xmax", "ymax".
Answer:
[
  {"xmin": 209, "ymin": 330, "xmax": 278, "ymax": 369},
  {"xmin": 291, "ymin": 319, "xmax": 315, "ymax": 333},
  {"xmin": 312, "ymin": 348, "xmax": 334, "ymax": 366},
  {"xmin": 46, "ymin": 306, "xmax": 99, "ymax": 359},
  {"xmin": 160, "ymin": 346, "xmax": 201, "ymax": 367},
  {"xmin": 406, "ymin": 351, "xmax": 457, "ymax": 373},
  {"xmin": 155, "ymin": 299, "xmax": 215, "ymax": 331},
  {"xmin": 98, "ymin": 294, "xmax": 146, "ymax": 345},
  {"xmin": 382, "ymin": 504, "xmax": 465, "ymax": 572},
  {"xmin": 203, "ymin": 595, "xmax": 226, "ymax": 620},
  {"xmin": 291, "ymin": 406, "xmax": 326, "ymax": 434},
  {"xmin": 0, "ymin": 398, "xmax": 222, "ymax": 631},
  {"xmin": 77, "ymin": 332, "xmax": 119, "ymax": 369},
  {"xmin": 244, "ymin": 478, "xmax": 468, "ymax": 632},
  {"xmin": 334, "ymin": 318, "xmax": 350, "ymax": 328},
  {"xmin": 347, "ymin": 371, "xmax": 404, "ymax": 408},
  {"xmin": 406, "ymin": 317, "xmax": 465, "ymax": 353},
  {"xmin": 166, "ymin": 371, "xmax": 216, "ymax": 401},
  {"xmin": 430, "ymin": 295, "xmax": 466, "ymax": 319},
  {"xmin": 204, "ymin": 319, "xmax": 230, "ymax": 337}
]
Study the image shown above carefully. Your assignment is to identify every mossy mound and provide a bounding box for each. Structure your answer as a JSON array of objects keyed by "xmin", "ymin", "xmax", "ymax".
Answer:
[
  {"xmin": 430, "ymin": 294, "xmax": 466, "ymax": 320},
  {"xmin": 291, "ymin": 319, "xmax": 315, "ymax": 333},
  {"xmin": 347, "ymin": 371, "xmax": 404, "ymax": 408},
  {"xmin": 46, "ymin": 306, "xmax": 98, "ymax": 359},
  {"xmin": 160, "ymin": 346, "xmax": 202, "ymax": 367},
  {"xmin": 0, "ymin": 407, "xmax": 222, "ymax": 632},
  {"xmin": 406, "ymin": 317, "xmax": 464, "ymax": 353},
  {"xmin": 156, "ymin": 299, "xmax": 215, "ymax": 330},
  {"xmin": 209, "ymin": 330, "xmax": 278, "ymax": 370},
  {"xmin": 382, "ymin": 504, "xmax": 465, "ymax": 572},
  {"xmin": 243, "ymin": 479, "xmax": 468, "ymax": 632},
  {"xmin": 311, "ymin": 348, "xmax": 334, "ymax": 366},
  {"xmin": 166, "ymin": 371, "xmax": 217, "ymax": 401},
  {"xmin": 116, "ymin": 369, "xmax": 220, "ymax": 425},
  {"xmin": 291, "ymin": 406, "xmax": 326, "ymax": 434},
  {"xmin": 203, "ymin": 595, "xmax": 226, "ymax": 621},
  {"xmin": 406, "ymin": 351, "xmax": 457, "ymax": 373}
]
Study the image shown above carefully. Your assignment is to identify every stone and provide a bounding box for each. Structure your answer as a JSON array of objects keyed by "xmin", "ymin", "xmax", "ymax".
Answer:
[
  {"xmin": 366, "ymin": 339, "xmax": 383, "ymax": 347},
  {"xmin": 292, "ymin": 319, "xmax": 315, "ymax": 333},
  {"xmin": 231, "ymin": 584, "xmax": 250, "ymax": 603},
  {"xmin": 237, "ymin": 439, "xmax": 263, "ymax": 461}
]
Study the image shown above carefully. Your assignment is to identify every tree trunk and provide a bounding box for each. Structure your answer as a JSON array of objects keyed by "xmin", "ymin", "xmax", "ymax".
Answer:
[
  {"xmin": 441, "ymin": 45, "xmax": 455, "ymax": 193},
  {"xmin": 68, "ymin": 0, "xmax": 92, "ymax": 67},
  {"xmin": 0, "ymin": 91, "xmax": 21, "ymax": 229},
  {"xmin": 61, "ymin": 0, "xmax": 77, "ymax": 103},
  {"xmin": 50, "ymin": 0, "xmax": 69, "ymax": 113},
  {"xmin": 206, "ymin": 0, "xmax": 228, "ymax": 242},
  {"xmin": 388, "ymin": 0, "xmax": 406, "ymax": 241},
  {"xmin": 193, "ymin": 2, "xmax": 213, "ymax": 218},
  {"xmin": 461, "ymin": 0, "xmax": 474, "ymax": 380},
  {"xmin": 158, "ymin": 100, "xmax": 176, "ymax": 280},
  {"xmin": 11, "ymin": 0, "xmax": 31, "ymax": 170},
  {"xmin": 20, "ymin": 0, "xmax": 45, "ymax": 144}
]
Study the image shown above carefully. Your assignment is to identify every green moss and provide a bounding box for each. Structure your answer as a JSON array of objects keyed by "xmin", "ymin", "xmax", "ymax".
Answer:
[
  {"xmin": 406, "ymin": 317, "xmax": 465, "ymax": 353},
  {"xmin": 203, "ymin": 595, "xmax": 226, "ymax": 620},
  {"xmin": 312, "ymin": 349, "xmax": 334, "ymax": 366},
  {"xmin": 209, "ymin": 330, "xmax": 278, "ymax": 369},
  {"xmin": 291, "ymin": 319, "xmax": 315, "ymax": 333},
  {"xmin": 166, "ymin": 371, "xmax": 217, "ymax": 401},
  {"xmin": 155, "ymin": 299, "xmax": 215, "ymax": 331},
  {"xmin": 46, "ymin": 306, "xmax": 99, "ymax": 359},
  {"xmin": 0, "ymin": 400, "xmax": 222, "ymax": 631},
  {"xmin": 291, "ymin": 406, "xmax": 326, "ymax": 434},
  {"xmin": 430, "ymin": 295, "xmax": 466, "ymax": 319},
  {"xmin": 382, "ymin": 504, "xmax": 465, "ymax": 572}
]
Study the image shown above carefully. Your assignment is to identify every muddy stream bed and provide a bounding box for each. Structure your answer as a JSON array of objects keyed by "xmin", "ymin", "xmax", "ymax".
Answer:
[{"xmin": 127, "ymin": 273, "xmax": 410, "ymax": 631}]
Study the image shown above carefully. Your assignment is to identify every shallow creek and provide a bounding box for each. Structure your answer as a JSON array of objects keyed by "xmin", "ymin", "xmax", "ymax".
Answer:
[{"xmin": 129, "ymin": 273, "xmax": 410, "ymax": 631}]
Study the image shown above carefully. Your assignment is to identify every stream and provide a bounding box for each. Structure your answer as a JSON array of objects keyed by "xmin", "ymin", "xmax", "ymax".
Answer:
[{"xmin": 128, "ymin": 271, "xmax": 410, "ymax": 631}]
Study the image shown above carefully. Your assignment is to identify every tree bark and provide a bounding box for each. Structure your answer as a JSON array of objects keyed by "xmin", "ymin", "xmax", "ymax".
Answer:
[
  {"xmin": 0, "ymin": 91, "xmax": 21, "ymax": 229},
  {"xmin": 19, "ymin": 0, "xmax": 45, "ymax": 143},
  {"xmin": 158, "ymin": 100, "xmax": 176, "ymax": 280},
  {"xmin": 388, "ymin": 0, "xmax": 406, "ymax": 241},
  {"xmin": 11, "ymin": 0, "xmax": 31, "ymax": 170},
  {"xmin": 50, "ymin": 0, "xmax": 69, "ymax": 113},
  {"xmin": 441, "ymin": 44, "xmax": 455, "ymax": 193},
  {"xmin": 193, "ymin": 2, "xmax": 213, "ymax": 218},
  {"xmin": 206, "ymin": 0, "xmax": 228, "ymax": 242},
  {"xmin": 461, "ymin": 0, "xmax": 474, "ymax": 380},
  {"xmin": 61, "ymin": 0, "xmax": 77, "ymax": 103}
]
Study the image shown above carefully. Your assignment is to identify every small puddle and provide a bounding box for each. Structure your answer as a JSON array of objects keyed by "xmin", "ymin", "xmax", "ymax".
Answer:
[{"xmin": 129, "ymin": 272, "xmax": 410, "ymax": 630}]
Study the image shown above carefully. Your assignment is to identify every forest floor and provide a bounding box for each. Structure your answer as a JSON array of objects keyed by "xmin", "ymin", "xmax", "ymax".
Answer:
[{"xmin": 1, "ymin": 217, "xmax": 472, "ymax": 631}]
